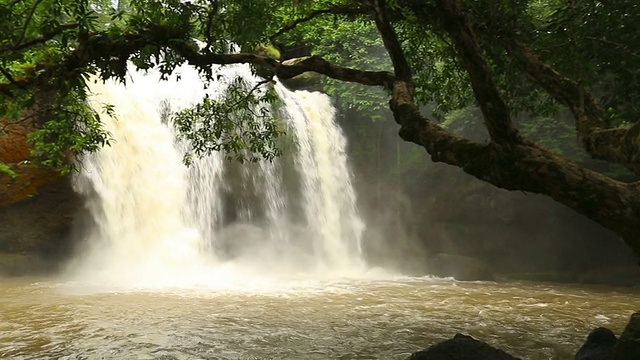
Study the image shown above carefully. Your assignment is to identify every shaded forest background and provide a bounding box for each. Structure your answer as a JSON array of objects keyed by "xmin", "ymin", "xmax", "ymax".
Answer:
[{"xmin": 335, "ymin": 99, "xmax": 637, "ymax": 278}]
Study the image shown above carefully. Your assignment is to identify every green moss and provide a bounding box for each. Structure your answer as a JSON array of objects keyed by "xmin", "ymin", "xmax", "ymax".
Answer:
[
  {"xmin": 279, "ymin": 72, "xmax": 324, "ymax": 92},
  {"xmin": 255, "ymin": 44, "xmax": 281, "ymax": 60}
]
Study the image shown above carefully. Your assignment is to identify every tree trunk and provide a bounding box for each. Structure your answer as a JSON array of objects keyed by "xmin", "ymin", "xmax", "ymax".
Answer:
[{"xmin": 380, "ymin": 1, "xmax": 640, "ymax": 260}]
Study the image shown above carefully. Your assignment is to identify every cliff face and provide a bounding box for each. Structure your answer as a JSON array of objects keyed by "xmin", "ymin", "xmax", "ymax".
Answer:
[
  {"xmin": 0, "ymin": 117, "xmax": 64, "ymax": 205},
  {"xmin": 0, "ymin": 176, "xmax": 78, "ymax": 254},
  {"xmin": 0, "ymin": 116, "xmax": 80, "ymax": 273},
  {"xmin": 404, "ymin": 164, "xmax": 637, "ymax": 273}
]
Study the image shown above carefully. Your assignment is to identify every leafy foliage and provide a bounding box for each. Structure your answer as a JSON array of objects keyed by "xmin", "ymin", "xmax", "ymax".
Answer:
[
  {"xmin": 540, "ymin": 1, "xmax": 640, "ymax": 125},
  {"xmin": 0, "ymin": 163, "xmax": 17, "ymax": 178},
  {"xmin": 4, "ymin": 0, "xmax": 640, "ymax": 253},
  {"xmin": 0, "ymin": 0, "xmax": 112, "ymax": 172},
  {"xmin": 1, "ymin": 0, "xmax": 640, "ymax": 176},
  {"xmin": 172, "ymin": 76, "xmax": 284, "ymax": 164},
  {"xmin": 27, "ymin": 88, "xmax": 112, "ymax": 172},
  {"xmin": 272, "ymin": 4, "xmax": 391, "ymax": 118},
  {"xmin": 0, "ymin": 0, "xmax": 292, "ymax": 170}
]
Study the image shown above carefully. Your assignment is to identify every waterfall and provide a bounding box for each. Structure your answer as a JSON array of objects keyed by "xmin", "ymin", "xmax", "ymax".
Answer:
[
  {"xmin": 276, "ymin": 87, "xmax": 364, "ymax": 270},
  {"xmin": 70, "ymin": 63, "xmax": 365, "ymax": 286}
]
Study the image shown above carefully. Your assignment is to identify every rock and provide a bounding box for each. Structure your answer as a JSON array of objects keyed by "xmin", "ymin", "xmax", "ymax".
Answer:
[
  {"xmin": 580, "ymin": 266, "xmax": 640, "ymax": 287},
  {"xmin": 0, "ymin": 117, "xmax": 67, "ymax": 206},
  {"xmin": 426, "ymin": 253, "xmax": 494, "ymax": 281},
  {"xmin": 279, "ymin": 72, "xmax": 324, "ymax": 92},
  {"xmin": 0, "ymin": 164, "xmax": 65, "ymax": 206},
  {"xmin": 402, "ymin": 161, "xmax": 636, "ymax": 277},
  {"xmin": 0, "ymin": 112, "xmax": 81, "ymax": 270},
  {"xmin": 407, "ymin": 333, "xmax": 520, "ymax": 360},
  {"xmin": 613, "ymin": 312, "xmax": 640, "ymax": 360},
  {"xmin": 574, "ymin": 327, "xmax": 617, "ymax": 360},
  {"xmin": 1, "ymin": 109, "xmax": 77, "ymax": 208},
  {"xmin": 0, "ymin": 119, "xmax": 31, "ymax": 163},
  {"xmin": 252, "ymin": 44, "xmax": 281, "ymax": 79},
  {"xmin": 0, "ymin": 253, "xmax": 55, "ymax": 276},
  {"xmin": 254, "ymin": 44, "xmax": 281, "ymax": 60},
  {"xmin": 0, "ymin": 176, "xmax": 79, "ymax": 262}
]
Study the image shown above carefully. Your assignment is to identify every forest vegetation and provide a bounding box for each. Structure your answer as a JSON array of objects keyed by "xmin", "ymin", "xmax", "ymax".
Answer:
[{"xmin": 2, "ymin": 0, "xmax": 640, "ymax": 258}]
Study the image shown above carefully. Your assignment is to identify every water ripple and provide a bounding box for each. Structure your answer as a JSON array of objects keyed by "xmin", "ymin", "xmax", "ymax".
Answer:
[{"xmin": 0, "ymin": 278, "xmax": 637, "ymax": 359}]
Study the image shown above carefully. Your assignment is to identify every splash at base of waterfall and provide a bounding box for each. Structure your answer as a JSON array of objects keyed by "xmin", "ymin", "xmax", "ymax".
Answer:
[{"xmin": 66, "ymin": 64, "xmax": 371, "ymax": 288}]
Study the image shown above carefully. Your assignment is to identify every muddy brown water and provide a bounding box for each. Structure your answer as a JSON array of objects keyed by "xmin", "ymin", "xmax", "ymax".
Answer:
[{"xmin": 1, "ymin": 276, "xmax": 638, "ymax": 359}]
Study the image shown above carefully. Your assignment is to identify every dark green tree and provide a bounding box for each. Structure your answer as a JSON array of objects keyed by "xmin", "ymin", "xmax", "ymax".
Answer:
[{"xmin": 2, "ymin": 0, "xmax": 640, "ymax": 259}]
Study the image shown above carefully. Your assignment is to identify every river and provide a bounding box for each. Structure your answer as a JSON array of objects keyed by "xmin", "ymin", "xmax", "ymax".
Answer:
[{"xmin": 1, "ymin": 275, "xmax": 637, "ymax": 359}]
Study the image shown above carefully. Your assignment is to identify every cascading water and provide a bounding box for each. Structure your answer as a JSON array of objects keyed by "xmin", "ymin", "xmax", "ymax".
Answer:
[
  {"xmin": 69, "ymin": 63, "xmax": 366, "ymax": 287},
  {"xmin": 276, "ymin": 88, "xmax": 364, "ymax": 270}
]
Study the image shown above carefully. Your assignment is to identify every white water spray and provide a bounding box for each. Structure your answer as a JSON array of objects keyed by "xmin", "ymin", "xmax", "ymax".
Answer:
[
  {"xmin": 276, "ymin": 87, "xmax": 364, "ymax": 269},
  {"xmin": 70, "ymin": 63, "xmax": 366, "ymax": 287}
]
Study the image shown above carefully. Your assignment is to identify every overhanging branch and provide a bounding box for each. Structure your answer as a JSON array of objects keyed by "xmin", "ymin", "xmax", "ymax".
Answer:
[
  {"xmin": 0, "ymin": 23, "xmax": 79, "ymax": 55},
  {"xmin": 0, "ymin": 26, "xmax": 396, "ymax": 96},
  {"xmin": 14, "ymin": 0, "xmax": 46, "ymax": 49},
  {"xmin": 501, "ymin": 39, "xmax": 607, "ymax": 133},
  {"xmin": 500, "ymin": 39, "xmax": 640, "ymax": 175}
]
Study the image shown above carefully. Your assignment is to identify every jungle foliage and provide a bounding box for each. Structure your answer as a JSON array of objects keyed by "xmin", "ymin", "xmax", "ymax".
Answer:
[{"xmin": 2, "ymin": 0, "xmax": 640, "ymax": 257}]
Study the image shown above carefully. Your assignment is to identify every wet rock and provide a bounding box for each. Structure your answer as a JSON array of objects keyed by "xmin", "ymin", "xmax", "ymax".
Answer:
[
  {"xmin": 401, "ymin": 161, "xmax": 636, "ymax": 277},
  {"xmin": 0, "ymin": 176, "xmax": 79, "ymax": 262},
  {"xmin": 0, "ymin": 113, "xmax": 81, "ymax": 268},
  {"xmin": 426, "ymin": 253, "xmax": 494, "ymax": 281},
  {"xmin": 580, "ymin": 265, "xmax": 640, "ymax": 287},
  {"xmin": 0, "ymin": 116, "xmax": 66, "ymax": 206},
  {"xmin": 0, "ymin": 253, "xmax": 56, "ymax": 276},
  {"xmin": 0, "ymin": 120, "xmax": 31, "ymax": 163},
  {"xmin": 613, "ymin": 312, "xmax": 640, "ymax": 360},
  {"xmin": 407, "ymin": 333, "xmax": 520, "ymax": 360},
  {"xmin": 0, "ymin": 165, "xmax": 65, "ymax": 206},
  {"xmin": 574, "ymin": 327, "xmax": 617, "ymax": 360},
  {"xmin": 279, "ymin": 72, "xmax": 324, "ymax": 92}
]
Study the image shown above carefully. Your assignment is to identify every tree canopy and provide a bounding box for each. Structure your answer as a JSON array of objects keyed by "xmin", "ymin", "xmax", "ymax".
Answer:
[{"xmin": 2, "ymin": 0, "xmax": 640, "ymax": 259}]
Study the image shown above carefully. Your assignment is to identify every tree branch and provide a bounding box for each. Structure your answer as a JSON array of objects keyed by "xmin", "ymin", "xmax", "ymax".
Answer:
[
  {"xmin": 365, "ymin": 0, "xmax": 412, "ymax": 81},
  {"xmin": 3, "ymin": 12, "xmax": 640, "ymax": 256},
  {"xmin": 0, "ymin": 67, "xmax": 23, "ymax": 89},
  {"xmin": 168, "ymin": 39, "xmax": 395, "ymax": 87},
  {"xmin": 433, "ymin": 0, "xmax": 521, "ymax": 145},
  {"xmin": 14, "ymin": 0, "xmax": 45, "ymax": 48},
  {"xmin": 498, "ymin": 39, "xmax": 640, "ymax": 175},
  {"xmin": 356, "ymin": 1, "xmax": 640, "ymax": 255},
  {"xmin": 0, "ymin": 22, "xmax": 79, "ymax": 55},
  {"xmin": 0, "ymin": 27, "xmax": 396, "ymax": 96},
  {"xmin": 501, "ymin": 38, "xmax": 607, "ymax": 133}
]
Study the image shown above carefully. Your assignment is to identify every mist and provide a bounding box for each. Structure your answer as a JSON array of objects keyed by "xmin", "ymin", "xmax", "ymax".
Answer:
[{"xmin": 338, "ymin": 102, "xmax": 638, "ymax": 282}]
